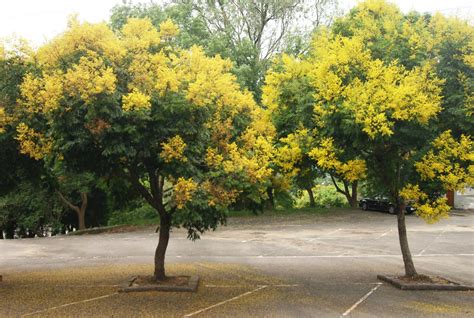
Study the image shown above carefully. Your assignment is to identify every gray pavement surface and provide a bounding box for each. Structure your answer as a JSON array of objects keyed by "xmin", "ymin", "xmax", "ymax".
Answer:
[{"xmin": 1, "ymin": 208, "xmax": 473, "ymax": 317}]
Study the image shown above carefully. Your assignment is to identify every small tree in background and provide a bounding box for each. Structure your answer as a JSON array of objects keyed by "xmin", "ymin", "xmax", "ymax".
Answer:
[
  {"xmin": 263, "ymin": 55, "xmax": 366, "ymax": 208},
  {"xmin": 54, "ymin": 172, "xmax": 96, "ymax": 231}
]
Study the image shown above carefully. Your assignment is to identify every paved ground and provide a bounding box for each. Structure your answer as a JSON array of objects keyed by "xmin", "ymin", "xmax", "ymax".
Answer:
[{"xmin": 1, "ymin": 208, "xmax": 473, "ymax": 317}]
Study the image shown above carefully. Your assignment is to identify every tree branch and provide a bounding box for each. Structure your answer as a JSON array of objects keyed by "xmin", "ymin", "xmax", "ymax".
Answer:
[
  {"xmin": 57, "ymin": 191, "xmax": 80, "ymax": 213},
  {"xmin": 330, "ymin": 174, "xmax": 346, "ymax": 195},
  {"xmin": 125, "ymin": 167, "xmax": 159, "ymax": 211}
]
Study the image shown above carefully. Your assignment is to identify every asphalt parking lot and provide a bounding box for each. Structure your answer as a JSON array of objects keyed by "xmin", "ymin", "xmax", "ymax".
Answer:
[{"xmin": 1, "ymin": 208, "xmax": 473, "ymax": 317}]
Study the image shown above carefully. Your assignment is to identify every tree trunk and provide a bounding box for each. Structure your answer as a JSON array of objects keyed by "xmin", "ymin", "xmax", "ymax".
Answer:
[
  {"xmin": 342, "ymin": 181, "xmax": 358, "ymax": 208},
  {"xmin": 77, "ymin": 209, "xmax": 86, "ymax": 231},
  {"xmin": 57, "ymin": 191, "xmax": 88, "ymax": 231},
  {"xmin": 266, "ymin": 187, "xmax": 275, "ymax": 209},
  {"xmin": 306, "ymin": 187, "xmax": 316, "ymax": 208},
  {"xmin": 349, "ymin": 182, "xmax": 358, "ymax": 208},
  {"xmin": 397, "ymin": 204, "xmax": 418, "ymax": 277},
  {"xmin": 154, "ymin": 214, "xmax": 171, "ymax": 281},
  {"xmin": 77, "ymin": 192, "xmax": 88, "ymax": 230}
]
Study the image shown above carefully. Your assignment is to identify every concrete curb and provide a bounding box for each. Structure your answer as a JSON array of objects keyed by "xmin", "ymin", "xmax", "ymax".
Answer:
[
  {"xmin": 119, "ymin": 275, "xmax": 199, "ymax": 293},
  {"xmin": 67, "ymin": 225, "xmax": 138, "ymax": 236},
  {"xmin": 377, "ymin": 274, "xmax": 474, "ymax": 291}
]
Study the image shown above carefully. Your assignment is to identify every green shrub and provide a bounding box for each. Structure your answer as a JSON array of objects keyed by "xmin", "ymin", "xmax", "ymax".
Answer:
[
  {"xmin": 107, "ymin": 199, "xmax": 159, "ymax": 226},
  {"xmin": 294, "ymin": 184, "xmax": 347, "ymax": 208}
]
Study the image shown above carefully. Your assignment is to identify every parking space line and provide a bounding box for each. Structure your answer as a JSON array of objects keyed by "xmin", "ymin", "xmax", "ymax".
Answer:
[
  {"xmin": 183, "ymin": 285, "xmax": 268, "ymax": 317},
  {"xmin": 205, "ymin": 284, "xmax": 299, "ymax": 288},
  {"xmin": 21, "ymin": 292, "xmax": 119, "ymax": 317},
  {"xmin": 375, "ymin": 229, "xmax": 392, "ymax": 239},
  {"xmin": 307, "ymin": 228, "xmax": 342, "ymax": 242},
  {"xmin": 417, "ymin": 229, "xmax": 447, "ymax": 256},
  {"xmin": 246, "ymin": 253, "xmax": 474, "ymax": 258},
  {"xmin": 341, "ymin": 283, "xmax": 382, "ymax": 317}
]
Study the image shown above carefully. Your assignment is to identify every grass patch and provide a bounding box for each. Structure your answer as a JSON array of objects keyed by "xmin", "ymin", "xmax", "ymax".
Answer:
[
  {"xmin": 107, "ymin": 201, "xmax": 159, "ymax": 227},
  {"xmin": 106, "ymin": 197, "xmax": 351, "ymax": 228}
]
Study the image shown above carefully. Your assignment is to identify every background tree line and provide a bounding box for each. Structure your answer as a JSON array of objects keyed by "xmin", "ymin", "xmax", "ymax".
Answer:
[{"xmin": 0, "ymin": 0, "xmax": 472, "ymax": 280}]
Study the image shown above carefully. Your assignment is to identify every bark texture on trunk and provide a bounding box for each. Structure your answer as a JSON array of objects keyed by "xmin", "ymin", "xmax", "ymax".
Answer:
[
  {"xmin": 57, "ymin": 191, "xmax": 88, "ymax": 230},
  {"xmin": 348, "ymin": 182, "xmax": 358, "ymax": 208},
  {"xmin": 127, "ymin": 168, "xmax": 172, "ymax": 281},
  {"xmin": 306, "ymin": 187, "xmax": 315, "ymax": 208},
  {"xmin": 397, "ymin": 204, "xmax": 418, "ymax": 277},
  {"xmin": 154, "ymin": 214, "xmax": 171, "ymax": 281}
]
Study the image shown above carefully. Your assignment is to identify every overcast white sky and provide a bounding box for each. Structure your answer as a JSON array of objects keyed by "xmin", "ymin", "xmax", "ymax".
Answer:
[{"xmin": 0, "ymin": 0, "xmax": 473, "ymax": 47}]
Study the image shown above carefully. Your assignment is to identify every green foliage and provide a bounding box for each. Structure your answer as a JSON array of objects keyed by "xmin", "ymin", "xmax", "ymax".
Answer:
[
  {"xmin": 294, "ymin": 184, "xmax": 347, "ymax": 208},
  {"xmin": 109, "ymin": 0, "xmax": 340, "ymax": 102},
  {"xmin": 0, "ymin": 181, "xmax": 64, "ymax": 237},
  {"xmin": 107, "ymin": 199, "xmax": 158, "ymax": 226}
]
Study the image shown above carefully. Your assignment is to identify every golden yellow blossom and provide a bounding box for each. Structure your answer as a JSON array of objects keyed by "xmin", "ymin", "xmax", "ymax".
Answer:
[
  {"xmin": 20, "ymin": 72, "xmax": 63, "ymax": 113},
  {"xmin": 262, "ymin": 54, "xmax": 312, "ymax": 111},
  {"xmin": 0, "ymin": 107, "xmax": 10, "ymax": 133},
  {"xmin": 416, "ymin": 197, "xmax": 451, "ymax": 224},
  {"xmin": 275, "ymin": 129, "xmax": 311, "ymax": 177},
  {"xmin": 63, "ymin": 54, "xmax": 116, "ymax": 103},
  {"xmin": 161, "ymin": 135, "xmax": 187, "ymax": 163},
  {"xmin": 203, "ymin": 181, "xmax": 240, "ymax": 207},
  {"xmin": 415, "ymin": 130, "xmax": 473, "ymax": 191},
  {"xmin": 15, "ymin": 123, "xmax": 52, "ymax": 160},
  {"xmin": 173, "ymin": 177, "xmax": 197, "ymax": 209},
  {"xmin": 309, "ymin": 137, "xmax": 366, "ymax": 182},
  {"xmin": 310, "ymin": 33, "xmax": 443, "ymax": 138},
  {"xmin": 122, "ymin": 89, "xmax": 151, "ymax": 111},
  {"xmin": 400, "ymin": 184, "xmax": 427, "ymax": 202},
  {"xmin": 122, "ymin": 18, "xmax": 161, "ymax": 51},
  {"xmin": 37, "ymin": 18, "xmax": 124, "ymax": 68},
  {"xmin": 205, "ymin": 147, "xmax": 224, "ymax": 167},
  {"xmin": 158, "ymin": 19, "xmax": 180, "ymax": 40}
]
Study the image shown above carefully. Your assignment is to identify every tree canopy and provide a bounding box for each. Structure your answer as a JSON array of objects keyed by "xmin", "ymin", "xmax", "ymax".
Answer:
[
  {"xmin": 12, "ymin": 17, "xmax": 274, "ymax": 279},
  {"xmin": 262, "ymin": 0, "xmax": 473, "ymax": 277}
]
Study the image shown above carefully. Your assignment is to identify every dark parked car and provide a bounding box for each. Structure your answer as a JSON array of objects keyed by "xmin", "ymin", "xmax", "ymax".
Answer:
[{"xmin": 359, "ymin": 197, "xmax": 415, "ymax": 214}]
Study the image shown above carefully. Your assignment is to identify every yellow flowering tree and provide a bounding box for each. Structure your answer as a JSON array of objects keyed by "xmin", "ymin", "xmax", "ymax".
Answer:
[
  {"xmin": 264, "ymin": 53, "xmax": 366, "ymax": 208},
  {"xmin": 17, "ymin": 18, "xmax": 273, "ymax": 281},
  {"xmin": 265, "ymin": 0, "xmax": 473, "ymax": 279},
  {"xmin": 0, "ymin": 37, "xmax": 66, "ymax": 238},
  {"xmin": 319, "ymin": 0, "xmax": 474, "ymax": 278}
]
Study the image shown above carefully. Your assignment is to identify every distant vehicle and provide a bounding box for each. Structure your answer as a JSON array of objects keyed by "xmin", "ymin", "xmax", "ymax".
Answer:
[{"xmin": 359, "ymin": 197, "xmax": 415, "ymax": 214}]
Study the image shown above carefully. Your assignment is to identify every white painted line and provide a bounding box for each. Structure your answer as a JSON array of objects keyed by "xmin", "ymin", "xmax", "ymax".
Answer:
[
  {"xmin": 205, "ymin": 284, "xmax": 255, "ymax": 288},
  {"xmin": 205, "ymin": 284, "xmax": 299, "ymax": 288},
  {"xmin": 183, "ymin": 285, "xmax": 268, "ymax": 317},
  {"xmin": 341, "ymin": 283, "xmax": 382, "ymax": 317},
  {"xmin": 247, "ymin": 253, "xmax": 474, "ymax": 259},
  {"xmin": 21, "ymin": 292, "xmax": 118, "ymax": 317},
  {"xmin": 375, "ymin": 229, "xmax": 392, "ymax": 239},
  {"xmin": 417, "ymin": 230, "xmax": 447, "ymax": 256},
  {"xmin": 308, "ymin": 228, "xmax": 342, "ymax": 242}
]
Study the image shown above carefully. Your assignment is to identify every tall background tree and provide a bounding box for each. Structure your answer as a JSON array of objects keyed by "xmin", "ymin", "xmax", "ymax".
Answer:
[
  {"xmin": 263, "ymin": 54, "xmax": 367, "ymax": 208},
  {"xmin": 110, "ymin": 0, "xmax": 340, "ymax": 101}
]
